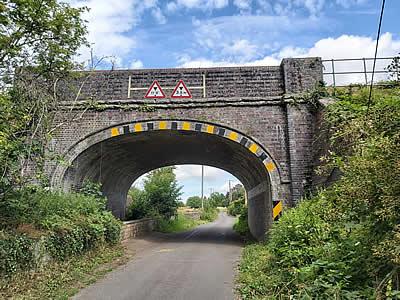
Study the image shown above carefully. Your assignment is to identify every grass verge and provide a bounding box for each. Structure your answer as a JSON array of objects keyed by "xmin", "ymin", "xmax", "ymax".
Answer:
[
  {"xmin": 156, "ymin": 212, "xmax": 206, "ymax": 233},
  {"xmin": 0, "ymin": 244, "xmax": 131, "ymax": 299},
  {"xmin": 236, "ymin": 242, "xmax": 271, "ymax": 300}
]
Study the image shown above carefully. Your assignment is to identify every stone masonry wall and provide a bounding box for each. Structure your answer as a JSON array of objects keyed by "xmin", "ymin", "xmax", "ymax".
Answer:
[
  {"xmin": 49, "ymin": 57, "xmax": 323, "ymax": 207},
  {"xmin": 121, "ymin": 218, "xmax": 155, "ymax": 241}
]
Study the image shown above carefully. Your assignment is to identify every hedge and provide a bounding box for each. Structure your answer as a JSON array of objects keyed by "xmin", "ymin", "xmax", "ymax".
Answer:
[{"xmin": 0, "ymin": 189, "xmax": 122, "ymax": 277}]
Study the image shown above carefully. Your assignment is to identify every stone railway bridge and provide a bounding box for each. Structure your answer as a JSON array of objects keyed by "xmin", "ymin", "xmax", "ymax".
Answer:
[{"xmin": 47, "ymin": 57, "xmax": 324, "ymax": 240}]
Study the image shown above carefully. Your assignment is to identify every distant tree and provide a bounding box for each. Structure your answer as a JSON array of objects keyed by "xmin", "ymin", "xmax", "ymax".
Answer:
[
  {"xmin": 227, "ymin": 184, "xmax": 245, "ymax": 204},
  {"xmin": 387, "ymin": 54, "xmax": 400, "ymax": 81},
  {"xmin": 143, "ymin": 167, "xmax": 182, "ymax": 219},
  {"xmin": 177, "ymin": 201, "xmax": 185, "ymax": 207},
  {"xmin": 208, "ymin": 192, "xmax": 228, "ymax": 207},
  {"xmin": 186, "ymin": 196, "xmax": 202, "ymax": 208}
]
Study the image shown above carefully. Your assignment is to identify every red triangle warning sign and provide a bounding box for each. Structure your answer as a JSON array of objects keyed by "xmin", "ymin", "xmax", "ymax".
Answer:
[
  {"xmin": 144, "ymin": 80, "xmax": 166, "ymax": 99},
  {"xmin": 171, "ymin": 80, "xmax": 192, "ymax": 99}
]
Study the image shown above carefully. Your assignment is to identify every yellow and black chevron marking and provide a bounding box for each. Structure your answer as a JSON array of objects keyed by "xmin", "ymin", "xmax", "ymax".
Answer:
[
  {"xmin": 273, "ymin": 200, "xmax": 283, "ymax": 221},
  {"xmin": 110, "ymin": 120, "xmax": 277, "ymax": 173},
  {"xmin": 110, "ymin": 120, "xmax": 283, "ymax": 217}
]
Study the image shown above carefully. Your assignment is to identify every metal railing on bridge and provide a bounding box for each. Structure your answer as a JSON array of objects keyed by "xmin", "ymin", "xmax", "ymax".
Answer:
[{"xmin": 322, "ymin": 57, "xmax": 398, "ymax": 87}]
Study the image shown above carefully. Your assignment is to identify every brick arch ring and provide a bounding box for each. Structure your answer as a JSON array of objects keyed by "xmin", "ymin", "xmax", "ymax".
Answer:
[{"xmin": 50, "ymin": 119, "xmax": 284, "ymax": 220}]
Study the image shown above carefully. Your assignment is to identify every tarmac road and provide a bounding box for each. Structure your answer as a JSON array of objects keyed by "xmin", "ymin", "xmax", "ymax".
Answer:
[{"xmin": 73, "ymin": 212, "xmax": 243, "ymax": 300}]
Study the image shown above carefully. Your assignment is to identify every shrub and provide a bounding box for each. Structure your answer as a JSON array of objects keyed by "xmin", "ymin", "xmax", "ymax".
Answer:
[
  {"xmin": 0, "ymin": 189, "xmax": 122, "ymax": 275},
  {"xmin": 0, "ymin": 232, "xmax": 34, "ymax": 276},
  {"xmin": 233, "ymin": 208, "xmax": 249, "ymax": 237},
  {"xmin": 237, "ymin": 86, "xmax": 400, "ymax": 299},
  {"xmin": 228, "ymin": 197, "xmax": 245, "ymax": 216},
  {"xmin": 200, "ymin": 206, "xmax": 218, "ymax": 222}
]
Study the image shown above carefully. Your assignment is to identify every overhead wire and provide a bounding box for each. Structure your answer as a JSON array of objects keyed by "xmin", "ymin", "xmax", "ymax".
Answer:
[{"xmin": 367, "ymin": 0, "xmax": 386, "ymax": 112}]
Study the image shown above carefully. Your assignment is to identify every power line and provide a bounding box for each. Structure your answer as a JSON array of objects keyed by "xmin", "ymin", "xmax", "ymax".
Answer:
[{"xmin": 367, "ymin": 0, "xmax": 386, "ymax": 112}]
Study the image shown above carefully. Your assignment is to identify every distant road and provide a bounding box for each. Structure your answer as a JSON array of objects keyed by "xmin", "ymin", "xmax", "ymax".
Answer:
[{"xmin": 73, "ymin": 212, "xmax": 243, "ymax": 300}]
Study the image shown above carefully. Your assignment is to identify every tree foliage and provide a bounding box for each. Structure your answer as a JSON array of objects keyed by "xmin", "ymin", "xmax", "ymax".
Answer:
[
  {"xmin": 0, "ymin": 0, "xmax": 87, "ymax": 195},
  {"xmin": 126, "ymin": 167, "xmax": 183, "ymax": 220},
  {"xmin": 186, "ymin": 196, "xmax": 202, "ymax": 208},
  {"xmin": 208, "ymin": 192, "xmax": 229, "ymax": 207}
]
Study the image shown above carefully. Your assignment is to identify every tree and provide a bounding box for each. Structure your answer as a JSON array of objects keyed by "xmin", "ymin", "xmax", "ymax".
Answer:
[
  {"xmin": 126, "ymin": 187, "xmax": 149, "ymax": 220},
  {"xmin": 186, "ymin": 196, "xmax": 202, "ymax": 208},
  {"xmin": 142, "ymin": 167, "xmax": 182, "ymax": 219},
  {"xmin": 386, "ymin": 54, "xmax": 400, "ymax": 82},
  {"xmin": 0, "ymin": 0, "xmax": 88, "ymax": 195},
  {"xmin": 208, "ymin": 192, "xmax": 228, "ymax": 207},
  {"xmin": 226, "ymin": 184, "xmax": 245, "ymax": 204}
]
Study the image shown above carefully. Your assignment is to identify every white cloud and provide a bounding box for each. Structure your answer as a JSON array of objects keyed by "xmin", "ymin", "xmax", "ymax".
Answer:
[
  {"xmin": 66, "ymin": 0, "xmax": 162, "ymax": 65},
  {"xmin": 179, "ymin": 33, "xmax": 400, "ymax": 85},
  {"xmin": 130, "ymin": 59, "xmax": 144, "ymax": 69},
  {"xmin": 233, "ymin": 0, "xmax": 252, "ymax": 13},
  {"xmin": 166, "ymin": 0, "xmax": 228, "ymax": 11},
  {"xmin": 281, "ymin": 33, "xmax": 400, "ymax": 85},
  {"xmin": 218, "ymin": 180, "xmax": 241, "ymax": 194},
  {"xmin": 175, "ymin": 165, "xmax": 228, "ymax": 181},
  {"xmin": 268, "ymin": 0, "xmax": 368, "ymax": 16},
  {"xmin": 222, "ymin": 39, "xmax": 259, "ymax": 61},
  {"xmin": 151, "ymin": 6, "xmax": 167, "ymax": 24}
]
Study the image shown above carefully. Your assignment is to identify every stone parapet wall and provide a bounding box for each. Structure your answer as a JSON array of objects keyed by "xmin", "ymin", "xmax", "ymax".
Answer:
[
  {"xmin": 58, "ymin": 58, "xmax": 322, "ymax": 103},
  {"xmin": 121, "ymin": 218, "xmax": 155, "ymax": 241}
]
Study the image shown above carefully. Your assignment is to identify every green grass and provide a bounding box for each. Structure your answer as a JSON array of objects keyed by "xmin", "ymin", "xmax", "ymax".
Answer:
[
  {"xmin": 236, "ymin": 243, "xmax": 272, "ymax": 300},
  {"xmin": 0, "ymin": 244, "xmax": 130, "ymax": 299},
  {"xmin": 156, "ymin": 212, "xmax": 206, "ymax": 233}
]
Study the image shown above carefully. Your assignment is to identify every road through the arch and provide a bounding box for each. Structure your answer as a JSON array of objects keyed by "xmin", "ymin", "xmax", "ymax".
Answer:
[{"xmin": 73, "ymin": 212, "xmax": 243, "ymax": 300}]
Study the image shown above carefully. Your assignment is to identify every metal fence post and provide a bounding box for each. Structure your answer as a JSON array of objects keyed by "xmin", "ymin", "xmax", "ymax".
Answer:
[{"xmin": 363, "ymin": 58, "xmax": 368, "ymax": 85}]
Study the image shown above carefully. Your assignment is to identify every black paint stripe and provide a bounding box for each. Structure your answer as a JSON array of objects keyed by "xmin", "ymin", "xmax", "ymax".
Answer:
[
  {"xmin": 147, "ymin": 122, "xmax": 154, "ymax": 131},
  {"xmin": 273, "ymin": 201, "xmax": 280, "ymax": 208},
  {"xmin": 195, "ymin": 123, "xmax": 202, "ymax": 132},
  {"xmin": 217, "ymin": 128, "xmax": 225, "ymax": 136},
  {"xmin": 259, "ymin": 153, "xmax": 267, "ymax": 161},
  {"xmin": 171, "ymin": 122, "xmax": 178, "ymax": 130},
  {"xmin": 123, "ymin": 125, "xmax": 129, "ymax": 134},
  {"xmin": 240, "ymin": 137, "xmax": 248, "ymax": 146}
]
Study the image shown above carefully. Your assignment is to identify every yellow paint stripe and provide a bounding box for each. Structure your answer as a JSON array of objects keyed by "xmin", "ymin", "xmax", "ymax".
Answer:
[
  {"xmin": 159, "ymin": 121, "xmax": 167, "ymax": 129},
  {"xmin": 249, "ymin": 143, "xmax": 259, "ymax": 154},
  {"xmin": 228, "ymin": 131, "xmax": 238, "ymax": 141},
  {"xmin": 111, "ymin": 127, "xmax": 119, "ymax": 137},
  {"xmin": 273, "ymin": 201, "xmax": 283, "ymax": 219},
  {"xmin": 265, "ymin": 161, "xmax": 276, "ymax": 172},
  {"xmin": 134, "ymin": 123, "xmax": 143, "ymax": 132},
  {"xmin": 206, "ymin": 125, "xmax": 214, "ymax": 134},
  {"xmin": 182, "ymin": 122, "xmax": 191, "ymax": 131}
]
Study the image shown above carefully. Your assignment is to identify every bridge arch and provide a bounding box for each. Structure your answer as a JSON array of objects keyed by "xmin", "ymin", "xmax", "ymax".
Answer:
[{"xmin": 51, "ymin": 119, "xmax": 284, "ymax": 240}]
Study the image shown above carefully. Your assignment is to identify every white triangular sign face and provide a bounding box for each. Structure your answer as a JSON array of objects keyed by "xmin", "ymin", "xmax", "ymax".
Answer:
[
  {"xmin": 144, "ymin": 80, "xmax": 166, "ymax": 98},
  {"xmin": 171, "ymin": 80, "xmax": 192, "ymax": 98}
]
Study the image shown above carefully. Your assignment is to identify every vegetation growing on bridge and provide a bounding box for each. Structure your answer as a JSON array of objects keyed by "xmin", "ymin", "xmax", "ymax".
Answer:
[{"xmin": 237, "ymin": 85, "xmax": 400, "ymax": 299}]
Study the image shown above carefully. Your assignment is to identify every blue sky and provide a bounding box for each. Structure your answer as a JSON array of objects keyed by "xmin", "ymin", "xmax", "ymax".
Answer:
[
  {"xmin": 68, "ymin": 0, "xmax": 400, "ymax": 70},
  {"xmin": 66, "ymin": 0, "xmax": 399, "ymax": 201}
]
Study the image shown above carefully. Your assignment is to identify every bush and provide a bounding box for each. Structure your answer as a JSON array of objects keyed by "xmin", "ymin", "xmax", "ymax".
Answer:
[
  {"xmin": 228, "ymin": 197, "xmax": 245, "ymax": 216},
  {"xmin": 0, "ymin": 189, "xmax": 122, "ymax": 275},
  {"xmin": 233, "ymin": 208, "xmax": 249, "ymax": 237},
  {"xmin": 200, "ymin": 206, "xmax": 218, "ymax": 222},
  {"xmin": 237, "ymin": 86, "xmax": 400, "ymax": 299},
  {"xmin": 0, "ymin": 232, "xmax": 34, "ymax": 276}
]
